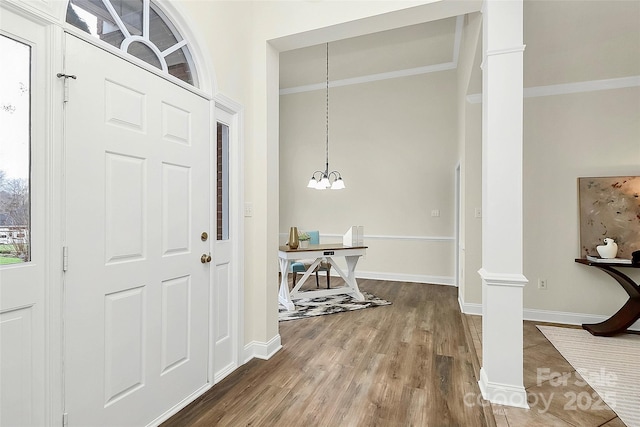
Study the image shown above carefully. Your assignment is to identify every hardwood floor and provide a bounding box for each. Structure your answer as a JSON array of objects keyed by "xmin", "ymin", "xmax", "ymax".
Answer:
[
  {"xmin": 164, "ymin": 279, "xmax": 626, "ymax": 426},
  {"xmin": 466, "ymin": 316, "xmax": 626, "ymax": 427},
  {"xmin": 163, "ymin": 279, "xmax": 489, "ymax": 426}
]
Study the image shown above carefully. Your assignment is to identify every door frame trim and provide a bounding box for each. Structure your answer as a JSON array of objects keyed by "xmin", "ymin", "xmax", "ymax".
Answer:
[
  {"xmin": 0, "ymin": 4, "xmax": 66, "ymax": 425},
  {"xmin": 212, "ymin": 94, "xmax": 245, "ymax": 381}
]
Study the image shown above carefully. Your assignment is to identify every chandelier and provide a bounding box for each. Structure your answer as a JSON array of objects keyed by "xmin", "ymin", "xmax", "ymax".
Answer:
[{"xmin": 307, "ymin": 43, "xmax": 345, "ymax": 190}]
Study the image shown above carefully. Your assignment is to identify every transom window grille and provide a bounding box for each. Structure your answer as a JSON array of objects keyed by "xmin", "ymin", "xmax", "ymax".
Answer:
[{"xmin": 66, "ymin": 0, "xmax": 197, "ymax": 86}]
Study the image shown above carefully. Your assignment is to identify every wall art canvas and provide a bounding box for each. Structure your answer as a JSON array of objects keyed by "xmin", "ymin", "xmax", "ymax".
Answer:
[{"xmin": 579, "ymin": 176, "xmax": 640, "ymax": 259}]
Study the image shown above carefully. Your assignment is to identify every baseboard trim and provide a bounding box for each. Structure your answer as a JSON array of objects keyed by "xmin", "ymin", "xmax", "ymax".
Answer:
[
  {"xmin": 288, "ymin": 271, "xmax": 455, "ymax": 288},
  {"xmin": 522, "ymin": 307, "xmax": 640, "ymax": 331},
  {"xmin": 243, "ymin": 334, "xmax": 282, "ymax": 363},
  {"xmin": 459, "ymin": 299, "xmax": 482, "ymax": 315},
  {"xmin": 458, "ymin": 302, "xmax": 640, "ymax": 331},
  {"xmin": 356, "ymin": 271, "xmax": 455, "ymax": 286}
]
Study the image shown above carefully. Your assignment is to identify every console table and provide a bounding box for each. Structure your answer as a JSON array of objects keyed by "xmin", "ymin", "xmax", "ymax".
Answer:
[
  {"xmin": 279, "ymin": 244, "xmax": 367, "ymax": 311},
  {"xmin": 575, "ymin": 258, "xmax": 640, "ymax": 336}
]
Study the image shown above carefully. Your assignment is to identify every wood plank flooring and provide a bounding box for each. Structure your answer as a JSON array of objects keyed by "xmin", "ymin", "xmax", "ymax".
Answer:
[
  {"xmin": 466, "ymin": 316, "xmax": 627, "ymax": 427},
  {"xmin": 163, "ymin": 279, "xmax": 488, "ymax": 426}
]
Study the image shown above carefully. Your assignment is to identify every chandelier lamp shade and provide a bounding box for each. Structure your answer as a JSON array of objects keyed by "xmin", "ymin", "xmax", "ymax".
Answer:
[{"xmin": 306, "ymin": 43, "xmax": 346, "ymax": 190}]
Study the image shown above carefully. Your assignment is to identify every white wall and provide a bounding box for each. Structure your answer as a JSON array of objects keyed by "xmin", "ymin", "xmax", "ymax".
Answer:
[
  {"xmin": 523, "ymin": 86, "xmax": 640, "ymax": 316},
  {"xmin": 456, "ymin": 13, "xmax": 482, "ymax": 306},
  {"xmin": 279, "ymin": 71, "xmax": 458, "ymax": 284},
  {"xmin": 278, "ymin": 0, "xmax": 640, "ymax": 328},
  {"xmin": 521, "ymin": 1, "xmax": 640, "ymax": 324},
  {"xmin": 179, "ymin": 0, "xmax": 476, "ymax": 348},
  {"xmin": 458, "ymin": 1, "xmax": 640, "ymax": 327}
]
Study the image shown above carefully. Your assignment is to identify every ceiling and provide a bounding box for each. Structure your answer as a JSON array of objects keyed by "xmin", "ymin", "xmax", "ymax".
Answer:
[
  {"xmin": 279, "ymin": 0, "xmax": 640, "ymax": 93},
  {"xmin": 279, "ymin": 16, "xmax": 461, "ymax": 91}
]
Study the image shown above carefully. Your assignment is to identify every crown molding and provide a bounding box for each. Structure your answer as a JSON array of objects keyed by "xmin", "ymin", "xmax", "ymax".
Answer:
[
  {"xmin": 280, "ymin": 62, "xmax": 456, "ymax": 95},
  {"xmin": 467, "ymin": 75, "xmax": 640, "ymax": 104},
  {"xmin": 280, "ymin": 14, "xmax": 464, "ymax": 96}
]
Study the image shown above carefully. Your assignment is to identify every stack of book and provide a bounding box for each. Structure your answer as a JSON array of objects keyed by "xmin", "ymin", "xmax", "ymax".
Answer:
[
  {"xmin": 343, "ymin": 226, "xmax": 364, "ymax": 246},
  {"xmin": 586, "ymin": 255, "xmax": 632, "ymax": 265}
]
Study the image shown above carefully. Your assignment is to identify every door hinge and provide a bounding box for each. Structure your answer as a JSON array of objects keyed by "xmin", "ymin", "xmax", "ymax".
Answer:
[
  {"xmin": 63, "ymin": 246, "xmax": 69, "ymax": 272},
  {"xmin": 62, "ymin": 412, "xmax": 68, "ymax": 427},
  {"xmin": 57, "ymin": 73, "xmax": 76, "ymax": 103}
]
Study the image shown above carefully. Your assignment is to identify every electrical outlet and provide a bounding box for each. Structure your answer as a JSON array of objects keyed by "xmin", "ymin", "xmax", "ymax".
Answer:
[
  {"xmin": 538, "ymin": 279, "xmax": 548, "ymax": 290},
  {"xmin": 244, "ymin": 203, "xmax": 253, "ymax": 217},
  {"xmin": 474, "ymin": 208, "xmax": 482, "ymax": 218}
]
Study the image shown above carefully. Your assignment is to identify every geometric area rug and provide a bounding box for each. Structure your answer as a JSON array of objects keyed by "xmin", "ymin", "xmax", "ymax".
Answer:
[
  {"xmin": 537, "ymin": 325, "xmax": 640, "ymax": 427},
  {"xmin": 278, "ymin": 291, "xmax": 391, "ymax": 322}
]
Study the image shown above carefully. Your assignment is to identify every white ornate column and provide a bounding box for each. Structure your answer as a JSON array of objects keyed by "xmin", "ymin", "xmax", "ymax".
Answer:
[{"xmin": 478, "ymin": 0, "xmax": 528, "ymax": 408}]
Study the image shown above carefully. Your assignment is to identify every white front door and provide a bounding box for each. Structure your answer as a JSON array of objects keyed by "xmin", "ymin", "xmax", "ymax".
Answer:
[
  {"xmin": 0, "ymin": 10, "xmax": 48, "ymax": 427},
  {"xmin": 63, "ymin": 34, "xmax": 210, "ymax": 426}
]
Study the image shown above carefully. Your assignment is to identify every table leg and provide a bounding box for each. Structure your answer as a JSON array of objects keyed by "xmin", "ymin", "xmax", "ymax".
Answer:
[
  {"xmin": 345, "ymin": 255, "xmax": 364, "ymax": 301},
  {"xmin": 581, "ymin": 264, "xmax": 640, "ymax": 336},
  {"xmin": 582, "ymin": 297, "xmax": 640, "ymax": 337},
  {"xmin": 278, "ymin": 258, "xmax": 295, "ymax": 311}
]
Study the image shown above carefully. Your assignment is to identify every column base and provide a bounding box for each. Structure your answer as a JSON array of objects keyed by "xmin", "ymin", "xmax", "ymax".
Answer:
[{"xmin": 478, "ymin": 367, "xmax": 529, "ymax": 409}]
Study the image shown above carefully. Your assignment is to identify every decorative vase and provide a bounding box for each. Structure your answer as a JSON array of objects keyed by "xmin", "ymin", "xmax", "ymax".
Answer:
[
  {"xmin": 300, "ymin": 240, "xmax": 309, "ymax": 249},
  {"xmin": 596, "ymin": 238, "xmax": 618, "ymax": 259},
  {"xmin": 288, "ymin": 227, "xmax": 299, "ymax": 249}
]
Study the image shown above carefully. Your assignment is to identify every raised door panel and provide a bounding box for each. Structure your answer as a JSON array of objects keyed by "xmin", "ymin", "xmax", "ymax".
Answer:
[
  {"xmin": 105, "ymin": 153, "xmax": 147, "ymax": 264},
  {"xmin": 0, "ymin": 308, "xmax": 33, "ymax": 426},
  {"xmin": 161, "ymin": 102, "xmax": 191, "ymax": 146},
  {"xmin": 104, "ymin": 287, "xmax": 146, "ymax": 406},
  {"xmin": 162, "ymin": 164, "xmax": 191, "ymax": 256},
  {"xmin": 105, "ymin": 80, "xmax": 146, "ymax": 132},
  {"xmin": 161, "ymin": 276, "xmax": 191, "ymax": 374}
]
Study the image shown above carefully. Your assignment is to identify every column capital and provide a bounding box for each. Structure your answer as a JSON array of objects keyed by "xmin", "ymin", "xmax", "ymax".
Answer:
[{"xmin": 478, "ymin": 268, "xmax": 528, "ymax": 287}]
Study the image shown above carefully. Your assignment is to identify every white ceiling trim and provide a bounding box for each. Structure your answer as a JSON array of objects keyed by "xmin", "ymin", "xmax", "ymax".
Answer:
[
  {"xmin": 280, "ymin": 15, "xmax": 465, "ymax": 96},
  {"xmin": 280, "ymin": 62, "xmax": 457, "ymax": 95},
  {"xmin": 466, "ymin": 75, "xmax": 640, "ymax": 104}
]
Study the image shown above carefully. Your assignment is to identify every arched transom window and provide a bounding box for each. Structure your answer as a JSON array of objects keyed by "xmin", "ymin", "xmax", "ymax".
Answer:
[{"xmin": 66, "ymin": 0, "xmax": 197, "ymax": 86}]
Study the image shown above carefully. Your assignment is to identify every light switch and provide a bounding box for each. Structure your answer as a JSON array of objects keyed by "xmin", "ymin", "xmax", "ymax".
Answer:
[
  {"xmin": 431, "ymin": 209, "xmax": 440, "ymax": 217},
  {"xmin": 474, "ymin": 208, "xmax": 482, "ymax": 218}
]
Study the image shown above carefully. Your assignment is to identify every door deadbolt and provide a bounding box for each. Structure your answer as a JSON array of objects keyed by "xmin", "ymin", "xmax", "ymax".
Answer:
[{"xmin": 201, "ymin": 232, "xmax": 208, "ymax": 241}]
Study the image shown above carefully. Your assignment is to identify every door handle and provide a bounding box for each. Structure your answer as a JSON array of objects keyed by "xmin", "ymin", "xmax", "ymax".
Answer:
[{"xmin": 201, "ymin": 253, "xmax": 212, "ymax": 263}]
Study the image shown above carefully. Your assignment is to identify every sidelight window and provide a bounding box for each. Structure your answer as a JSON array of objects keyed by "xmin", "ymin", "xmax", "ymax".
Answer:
[
  {"xmin": 217, "ymin": 123, "xmax": 229, "ymax": 241},
  {"xmin": 0, "ymin": 34, "xmax": 31, "ymax": 264}
]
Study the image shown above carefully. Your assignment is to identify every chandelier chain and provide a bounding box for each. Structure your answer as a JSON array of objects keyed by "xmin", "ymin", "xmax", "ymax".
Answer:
[
  {"xmin": 306, "ymin": 41, "xmax": 345, "ymax": 190},
  {"xmin": 325, "ymin": 42, "xmax": 329, "ymax": 174}
]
